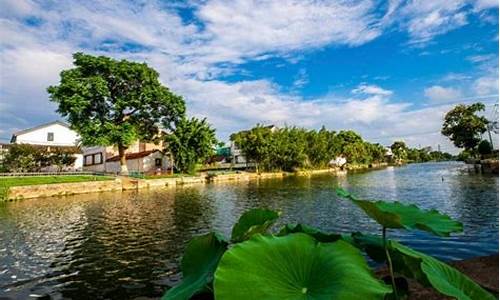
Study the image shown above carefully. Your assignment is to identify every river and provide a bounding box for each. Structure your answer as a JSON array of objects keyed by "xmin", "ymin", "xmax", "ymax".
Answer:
[{"xmin": 0, "ymin": 162, "xmax": 498, "ymax": 299}]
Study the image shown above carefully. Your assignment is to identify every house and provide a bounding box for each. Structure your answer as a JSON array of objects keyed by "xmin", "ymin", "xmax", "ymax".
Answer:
[
  {"xmin": 9, "ymin": 121, "xmax": 83, "ymax": 170},
  {"xmin": 82, "ymin": 140, "xmax": 171, "ymax": 174}
]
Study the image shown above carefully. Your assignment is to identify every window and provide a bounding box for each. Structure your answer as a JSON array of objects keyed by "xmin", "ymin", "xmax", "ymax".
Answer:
[
  {"xmin": 47, "ymin": 132, "xmax": 54, "ymax": 141},
  {"xmin": 84, "ymin": 155, "xmax": 93, "ymax": 166},
  {"xmin": 155, "ymin": 158, "xmax": 162, "ymax": 167},
  {"xmin": 84, "ymin": 153, "xmax": 103, "ymax": 166},
  {"xmin": 94, "ymin": 153, "xmax": 102, "ymax": 164}
]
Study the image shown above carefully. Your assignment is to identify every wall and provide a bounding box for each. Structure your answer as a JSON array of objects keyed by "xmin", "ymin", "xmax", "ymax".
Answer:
[
  {"xmin": 7, "ymin": 179, "xmax": 122, "ymax": 200},
  {"xmin": 15, "ymin": 123, "xmax": 79, "ymax": 146}
]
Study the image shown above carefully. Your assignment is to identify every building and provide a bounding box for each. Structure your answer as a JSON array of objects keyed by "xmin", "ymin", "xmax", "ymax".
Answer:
[
  {"xmin": 9, "ymin": 121, "xmax": 83, "ymax": 170},
  {"xmin": 11, "ymin": 120, "xmax": 79, "ymax": 146},
  {"xmin": 82, "ymin": 140, "xmax": 171, "ymax": 174}
]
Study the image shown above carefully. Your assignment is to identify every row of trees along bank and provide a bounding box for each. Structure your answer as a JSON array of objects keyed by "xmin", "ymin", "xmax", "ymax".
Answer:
[{"xmin": 230, "ymin": 125, "xmax": 453, "ymax": 172}]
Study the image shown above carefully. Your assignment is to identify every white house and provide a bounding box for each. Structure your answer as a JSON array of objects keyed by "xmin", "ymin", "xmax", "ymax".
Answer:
[
  {"xmin": 10, "ymin": 121, "xmax": 83, "ymax": 170},
  {"xmin": 82, "ymin": 141, "xmax": 171, "ymax": 174},
  {"xmin": 11, "ymin": 120, "xmax": 79, "ymax": 146}
]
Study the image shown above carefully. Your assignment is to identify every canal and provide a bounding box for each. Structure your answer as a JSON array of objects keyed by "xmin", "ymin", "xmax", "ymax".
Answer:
[{"xmin": 0, "ymin": 162, "xmax": 498, "ymax": 299}]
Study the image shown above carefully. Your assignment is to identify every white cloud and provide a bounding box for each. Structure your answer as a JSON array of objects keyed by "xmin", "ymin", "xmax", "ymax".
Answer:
[
  {"xmin": 352, "ymin": 84, "xmax": 393, "ymax": 96},
  {"xmin": 424, "ymin": 85, "xmax": 463, "ymax": 102},
  {"xmin": 473, "ymin": 76, "xmax": 499, "ymax": 95},
  {"xmin": 0, "ymin": 0, "xmax": 497, "ymax": 151},
  {"xmin": 398, "ymin": 0, "xmax": 468, "ymax": 44},
  {"xmin": 195, "ymin": 0, "xmax": 382, "ymax": 62},
  {"xmin": 292, "ymin": 68, "xmax": 309, "ymax": 89}
]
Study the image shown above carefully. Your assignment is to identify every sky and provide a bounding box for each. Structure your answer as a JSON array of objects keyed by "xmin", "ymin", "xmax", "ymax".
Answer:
[{"xmin": 0, "ymin": 0, "xmax": 498, "ymax": 154}]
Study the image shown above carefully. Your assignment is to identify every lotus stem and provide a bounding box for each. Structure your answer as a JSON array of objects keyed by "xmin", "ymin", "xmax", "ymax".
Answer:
[{"xmin": 383, "ymin": 226, "xmax": 398, "ymax": 300}]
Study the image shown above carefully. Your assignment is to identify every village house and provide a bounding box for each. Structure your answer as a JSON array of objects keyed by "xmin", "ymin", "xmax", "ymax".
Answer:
[
  {"xmin": 82, "ymin": 141, "xmax": 171, "ymax": 175},
  {"xmin": 9, "ymin": 120, "xmax": 83, "ymax": 170}
]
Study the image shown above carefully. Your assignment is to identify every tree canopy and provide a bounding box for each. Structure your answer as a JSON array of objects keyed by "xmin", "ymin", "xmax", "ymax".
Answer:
[
  {"xmin": 441, "ymin": 103, "xmax": 488, "ymax": 152},
  {"xmin": 231, "ymin": 126, "xmax": 389, "ymax": 172},
  {"xmin": 165, "ymin": 117, "xmax": 218, "ymax": 174},
  {"xmin": 48, "ymin": 52, "xmax": 186, "ymax": 173}
]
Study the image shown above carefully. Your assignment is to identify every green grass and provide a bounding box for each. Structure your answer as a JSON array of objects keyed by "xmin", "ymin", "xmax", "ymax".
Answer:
[
  {"xmin": 0, "ymin": 175, "xmax": 115, "ymax": 200},
  {"xmin": 144, "ymin": 173, "xmax": 193, "ymax": 179}
]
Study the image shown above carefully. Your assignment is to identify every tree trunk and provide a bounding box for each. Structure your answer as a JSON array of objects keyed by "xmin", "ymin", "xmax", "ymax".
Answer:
[{"xmin": 118, "ymin": 144, "xmax": 129, "ymax": 175}]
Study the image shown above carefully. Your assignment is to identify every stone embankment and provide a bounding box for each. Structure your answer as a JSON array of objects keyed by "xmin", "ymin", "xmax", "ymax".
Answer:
[{"xmin": 5, "ymin": 163, "xmax": 389, "ymax": 200}]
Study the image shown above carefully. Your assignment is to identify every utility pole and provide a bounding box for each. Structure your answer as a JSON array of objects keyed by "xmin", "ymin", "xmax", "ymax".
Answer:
[{"xmin": 487, "ymin": 122, "xmax": 494, "ymax": 147}]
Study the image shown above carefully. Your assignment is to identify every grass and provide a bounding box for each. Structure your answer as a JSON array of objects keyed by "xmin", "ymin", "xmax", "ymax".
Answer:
[
  {"xmin": 144, "ymin": 173, "xmax": 195, "ymax": 179},
  {"xmin": 0, "ymin": 175, "xmax": 115, "ymax": 200}
]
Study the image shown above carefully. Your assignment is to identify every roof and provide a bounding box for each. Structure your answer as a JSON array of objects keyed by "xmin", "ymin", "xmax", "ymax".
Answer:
[
  {"xmin": 11, "ymin": 120, "xmax": 71, "ymax": 142},
  {"xmin": 106, "ymin": 150, "xmax": 161, "ymax": 162}
]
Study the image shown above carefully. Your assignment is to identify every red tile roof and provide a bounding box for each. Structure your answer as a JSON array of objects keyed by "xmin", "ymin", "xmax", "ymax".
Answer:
[{"xmin": 106, "ymin": 150, "xmax": 160, "ymax": 162}]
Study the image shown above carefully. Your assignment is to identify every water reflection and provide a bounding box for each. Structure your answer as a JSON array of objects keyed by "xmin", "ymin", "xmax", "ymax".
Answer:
[{"xmin": 0, "ymin": 162, "xmax": 497, "ymax": 299}]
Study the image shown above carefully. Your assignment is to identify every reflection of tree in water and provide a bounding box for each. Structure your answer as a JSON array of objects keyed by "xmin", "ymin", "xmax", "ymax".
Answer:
[
  {"xmin": 450, "ymin": 173, "xmax": 499, "ymax": 230},
  {"xmin": 42, "ymin": 189, "xmax": 189, "ymax": 299}
]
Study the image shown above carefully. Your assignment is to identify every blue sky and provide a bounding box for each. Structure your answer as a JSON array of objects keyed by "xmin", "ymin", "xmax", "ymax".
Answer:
[{"xmin": 0, "ymin": 0, "xmax": 498, "ymax": 153}]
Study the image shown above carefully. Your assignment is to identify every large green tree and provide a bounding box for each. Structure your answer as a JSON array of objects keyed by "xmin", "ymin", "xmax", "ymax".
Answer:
[
  {"xmin": 441, "ymin": 103, "xmax": 488, "ymax": 153},
  {"xmin": 230, "ymin": 125, "xmax": 274, "ymax": 173},
  {"xmin": 390, "ymin": 141, "xmax": 408, "ymax": 162},
  {"xmin": 165, "ymin": 117, "xmax": 217, "ymax": 174},
  {"xmin": 48, "ymin": 53, "xmax": 186, "ymax": 174}
]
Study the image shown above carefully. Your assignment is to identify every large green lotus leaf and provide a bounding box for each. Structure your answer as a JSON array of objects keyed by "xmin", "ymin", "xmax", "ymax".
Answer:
[
  {"xmin": 163, "ymin": 232, "xmax": 227, "ymax": 300},
  {"xmin": 392, "ymin": 242, "xmax": 496, "ymax": 300},
  {"xmin": 336, "ymin": 188, "xmax": 463, "ymax": 236},
  {"xmin": 277, "ymin": 223, "xmax": 342, "ymax": 242},
  {"xmin": 214, "ymin": 233, "xmax": 391, "ymax": 300},
  {"xmin": 230, "ymin": 208, "xmax": 280, "ymax": 242},
  {"xmin": 347, "ymin": 233, "xmax": 495, "ymax": 300}
]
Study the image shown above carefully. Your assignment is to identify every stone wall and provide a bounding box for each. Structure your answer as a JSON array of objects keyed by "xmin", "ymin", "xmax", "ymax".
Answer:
[{"xmin": 7, "ymin": 179, "xmax": 122, "ymax": 200}]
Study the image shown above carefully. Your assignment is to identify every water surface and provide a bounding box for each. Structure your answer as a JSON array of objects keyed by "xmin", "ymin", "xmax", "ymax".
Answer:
[{"xmin": 0, "ymin": 162, "xmax": 498, "ymax": 299}]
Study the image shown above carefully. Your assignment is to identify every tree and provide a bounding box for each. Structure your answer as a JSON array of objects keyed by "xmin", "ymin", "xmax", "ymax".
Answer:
[
  {"xmin": 390, "ymin": 141, "xmax": 408, "ymax": 162},
  {"xmin": 478, "ymin": 140, "xmax": 493, "ymax": 156},
  {"xmin": 1, "ymin": 144, "xmax": 77, "ymax": 172},
  {"xmin": 441, "ymin": 103, "xmax": 488, "ymax": 153},
  {"xmin": 48, "ymin": 53, "xmax": 186, "ymax": 174},
  {"xmin": 165, "ymin": 117, "xmax": 217, "ymax": 174},
  {"xmin": 230, "ymin": 125, "xmax": 274, "ymax": 173}
]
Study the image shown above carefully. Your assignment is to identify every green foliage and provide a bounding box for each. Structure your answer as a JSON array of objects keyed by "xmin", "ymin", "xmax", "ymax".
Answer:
[
  {"xmin": 214, "ymin": 234, "xmax": 390, "ymax": 300},
  {"xmin": 164, "ymin": 197, "xmax": 491, "ymax": 300},
  {"xmin": 277, "ymin": 223, "xmax": 342, "ymax": 242},
  {"xmin": 2, "ymin": 144, "xmax": 77, "ymax": 172},
  {"xmin": 165, "ymin": 117, "xmax": 218, "ymax": 174},
  {"xmin": 336, "ymin": 189, "xmax": 463, "ymax": 236},
  {"xmin": 48, "ymin": 53, "xmax": 186, "ymax": 169},
  {"xmin": 230, "ymin": 125, "xmax": 388, "ymax": 172},
  {"xmin": 231, "ymin": 208, "xmax": 280, "ymax": 242},
  {"xmin": 163, "ymin": 232, "xmax": 228, "ymax": 300},
  {"xmin": 349, "ymin": 233, "xmax": 495, "ymax": 300},
  {"xmin": 478, "ymin": 140, "xmax": 493, "ymax": 155},
  {"xmin": 441, "ymin": 103, "xmax": 488, "ymax": 152},
  {"xmin": 390, "ymin": 141, "xmax": 408, "ymax": 161}
]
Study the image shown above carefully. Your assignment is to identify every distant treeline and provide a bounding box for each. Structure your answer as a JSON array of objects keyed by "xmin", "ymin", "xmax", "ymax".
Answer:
[{"xmin": 230, "ymin": 125, "xmax": 453, "ymax": 172}]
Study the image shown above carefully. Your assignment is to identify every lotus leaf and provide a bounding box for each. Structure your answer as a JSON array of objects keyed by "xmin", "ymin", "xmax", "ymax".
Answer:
[
  {"xmin": 336, "ymin": 188, "xmax": 463, "ymax": 236},
  {"xmin": 163, "ymin": 232, "xmax": 227, "ymax": 300},
  {"xmin": 347, "ymin": 233, "xmax": 495, "ymax": 300},
  {"xmin": 214, "ymin": 233, "xmax": 391, "ymax": 299},
  {"xmin": 277, "ymin": 223, "xmax": 342, "ymax": 242},
  {"xmin": 231, "ymin": 208, "xmax": 280, "ymax": 242}
]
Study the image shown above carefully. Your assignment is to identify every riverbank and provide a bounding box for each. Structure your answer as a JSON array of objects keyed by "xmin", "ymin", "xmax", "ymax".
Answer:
[
  {"xmin": 2, "ymin": 163, "xmax": 389, "ymax": 200},
  {"xmin": 376, "ymin": 254, "xmax": 498, "ymax": 299}
]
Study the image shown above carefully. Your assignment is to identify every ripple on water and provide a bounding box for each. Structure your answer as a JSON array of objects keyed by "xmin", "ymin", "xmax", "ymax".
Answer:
[{"xmin": 0, "ymin": 162, "xmax": 497, "ymax": 299}]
